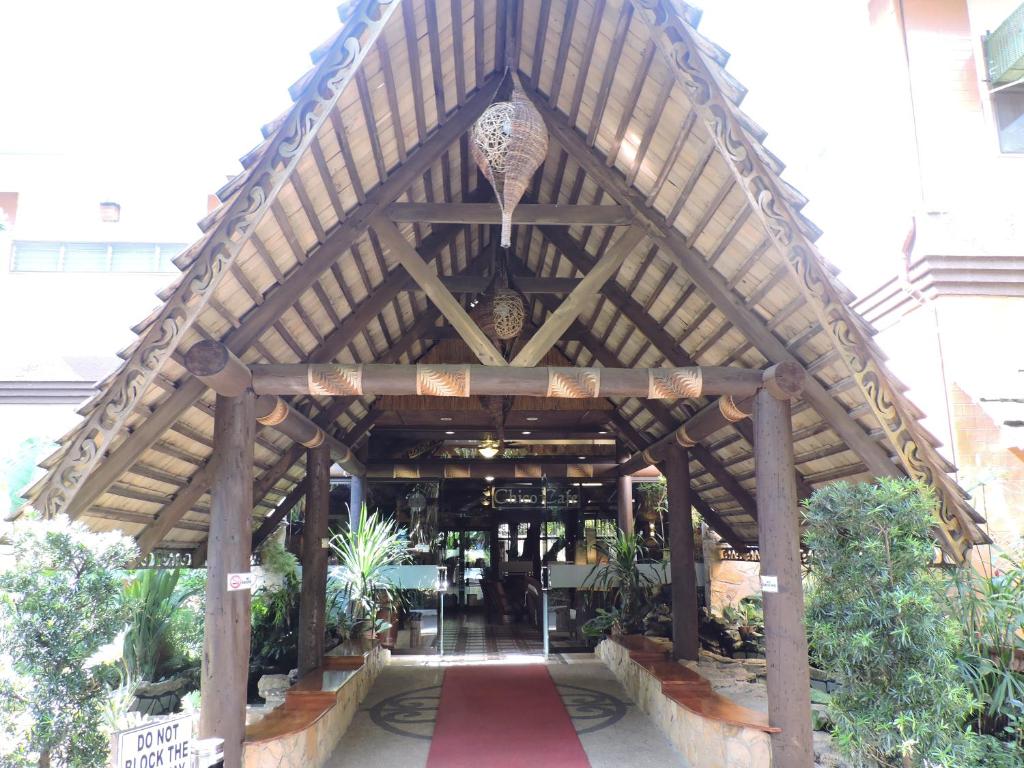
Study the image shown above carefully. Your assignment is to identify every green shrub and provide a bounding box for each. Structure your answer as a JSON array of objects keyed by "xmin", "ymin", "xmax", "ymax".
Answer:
[
  {"xmin": 946, "ymin": 551, "xmax": 1024, "ymax": 750},
  {"xmin": 804, "ymin": 479, "xmax": 976, "ymax": 767},
  {"xmin": 0, "ymin": 517, "xmax": 137, "ymax": 768},
  {"xmin": 580, "ymin": 530, "xmax": 661, "ymax": 634},
  {"xmin": 122, "ymin": 569, "xmax": 200, "ymax": 682}
]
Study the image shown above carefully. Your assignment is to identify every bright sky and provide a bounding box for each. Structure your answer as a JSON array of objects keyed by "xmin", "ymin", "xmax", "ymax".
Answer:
[{"xmin": 0, "ymin": 0, "xmax": 905, "ymax": 295}]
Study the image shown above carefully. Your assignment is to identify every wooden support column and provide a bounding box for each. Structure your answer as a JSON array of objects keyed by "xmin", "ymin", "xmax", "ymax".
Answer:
[
  {"xmin": 617, "ymin": 442, "xmax": 634, "ymax": 535},
  {"xmin": 754, "ymin": 374, "xmax": 813, "ymax": 767},
  {"xmin": 665, "ymin": 443, "xmax": 699, "ymax": 661},
  {"xmin": 297, "ymin": 443, "xmax": 330, "ymax": 676},
  {"xmin": 199, "ymin": 391, "xmax": 255, "ymax": 768},
  {"xmin": 349, "ymin": 474, "xmax": 365, "ymax": 532}
]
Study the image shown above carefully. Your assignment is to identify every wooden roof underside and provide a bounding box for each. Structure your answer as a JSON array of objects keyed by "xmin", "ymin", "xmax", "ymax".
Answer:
[{"xmin": 22, "ymin": 0, "xmax": 987, "ymax": 559}]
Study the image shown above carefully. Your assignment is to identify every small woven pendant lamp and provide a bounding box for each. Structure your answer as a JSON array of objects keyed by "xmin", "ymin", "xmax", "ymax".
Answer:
[{"xmin": 470, "ymin": 76, "xmax": 548, "ymax": 248}]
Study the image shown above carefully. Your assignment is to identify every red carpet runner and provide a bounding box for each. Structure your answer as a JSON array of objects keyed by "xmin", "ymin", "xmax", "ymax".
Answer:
[{"xmin": 426, "ymin": 665, "xmax": 591, "ymax": 768}]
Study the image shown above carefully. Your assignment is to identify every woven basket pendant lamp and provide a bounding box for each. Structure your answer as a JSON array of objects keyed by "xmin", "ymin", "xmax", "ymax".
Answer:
[{"xmin": 471, "ymin": 79, "xmax": 548, "ymax": 248}]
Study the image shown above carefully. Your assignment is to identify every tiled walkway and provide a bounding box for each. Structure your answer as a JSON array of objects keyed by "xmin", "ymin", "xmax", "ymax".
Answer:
[
  {"xmin": 326, "ymin": 620, "xmax": 689, "ymax": 767},
  {"xmin": 438, "ymin": 612, "xmax": 546, "ymax": 660}
]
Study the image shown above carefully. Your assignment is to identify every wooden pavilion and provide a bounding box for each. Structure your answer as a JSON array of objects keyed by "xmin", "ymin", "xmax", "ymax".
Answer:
[{"xmin": 18, "ymin": 1, "xmax": 988, "ymax": 766}]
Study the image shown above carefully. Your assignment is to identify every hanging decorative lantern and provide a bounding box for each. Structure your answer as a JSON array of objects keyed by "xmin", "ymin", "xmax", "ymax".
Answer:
[
  {"xmin": 471, "ymin": 84, "xmax": 548, "ymax": 248},
  {"xmin": 472, "ymin": 286, "xmax": 525, "ymax": 341}
]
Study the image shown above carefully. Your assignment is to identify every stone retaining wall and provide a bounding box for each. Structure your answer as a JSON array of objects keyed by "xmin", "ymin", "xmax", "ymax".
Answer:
[
  {"xmin": 597, "ymin": 639, "xmax": 772, "ymax": 768},
  {"xmin": 243, "ymin": 644, "xmax": 389, "ymax": 768}
]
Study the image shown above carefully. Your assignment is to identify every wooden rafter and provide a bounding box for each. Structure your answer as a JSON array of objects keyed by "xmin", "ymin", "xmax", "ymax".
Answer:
[
  {"xmin": 512, "ymin": 227, "xmax": 645, "ymax": 366},
  {"xmin": 371, "ymin": 215, "xmax": 508, "ymax": 366},
  {"xmin": 385, "ymin": 203, "xmax": 632, "ymax": 225},
  {"xmin": 523, "ymin": 85, "xmax": 901, "ymax": 482}
]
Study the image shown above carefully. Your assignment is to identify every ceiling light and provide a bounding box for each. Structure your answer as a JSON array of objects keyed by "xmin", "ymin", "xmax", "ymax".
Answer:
[
  {"xmin": 440, "ymin": 416, "xmax": 453, "ymax": 422},
  {"xmin": 485, "ymin": 475, "xmax": 495, "ymax": 483},
  {"xmin": 525, "ymin": 416, "xmax": 539, "ymax": 422},
  {"xmin": 445, "ymin": 430, "xmax": 455, "ymax": 435},
  {"xmin": 578, "ymin": 456, "xmax": 587, "ymax": 460},
  {"xmin": 478, "ymin": 437, "xmax": 500, "ymax": 459},
  {"xmin": 598, "ymin": 430, "xmax": 608, "ymax": 435},
  {"xmin": 521, "ymin": 430, "xmax": 531, "ymax": 435}
]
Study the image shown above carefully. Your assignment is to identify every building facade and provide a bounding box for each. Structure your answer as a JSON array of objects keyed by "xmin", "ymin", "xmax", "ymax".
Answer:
[{"xmin": 853, "ymin": 0, "xmax": 1024, "ymax": 557}]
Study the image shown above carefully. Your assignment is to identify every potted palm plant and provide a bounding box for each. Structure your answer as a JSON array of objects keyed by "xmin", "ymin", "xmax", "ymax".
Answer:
[
  {"xmin": 329, "ymin": 505, "xmax": 410, "ymax": 644},
  {"xmin": 580, "ymin": 530, "xmax": 662, "ymax": 637}
]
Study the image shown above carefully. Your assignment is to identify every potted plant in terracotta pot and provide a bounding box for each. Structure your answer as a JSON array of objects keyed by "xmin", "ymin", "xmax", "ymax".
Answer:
[{"xmin": 330, "ymin": 505, "xmax": 409, "ymax": 646}]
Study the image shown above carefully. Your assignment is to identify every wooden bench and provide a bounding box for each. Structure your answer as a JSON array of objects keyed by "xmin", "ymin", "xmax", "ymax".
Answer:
[
  {"xmin": 245, "ymin": 652, "xmax": 369, "ymax": 743},
  {"xmin": 610, "ymin": 635, "xmax": 779, "ymax": 734}
]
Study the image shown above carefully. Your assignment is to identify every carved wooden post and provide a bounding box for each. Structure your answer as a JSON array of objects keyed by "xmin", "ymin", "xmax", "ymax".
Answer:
[
  {"xmin": 754, "ymin": 365, "xmax": 812, "ymax": 767},
  {"xmin": 665, "ymin": 443, "xmax": 699, "ymax": 660},
  {"xmin": 616, "ymin": 441, "xmax": 634, "ymax": 535},
  {"xmin": 349, "ymin": 473, "xmax": 365, "ymax": 532},
  {"xmin": 199, "ymin": 391, "xmax": 255, "ymax": 768},
  {"xmin": 298, "ymin": 442, "xmax": 330, "ymax": 676}
]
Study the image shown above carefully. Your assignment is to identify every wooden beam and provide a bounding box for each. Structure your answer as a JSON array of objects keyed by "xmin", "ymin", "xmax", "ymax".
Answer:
[
  {"xmin": 249, "ymin": 360, "xmax": 763, "ymax": 399},
  {"xmin": 297, "ymin": 443, "xmax": 330, "ymax": 676},
  {"xmin": 199, "ymin": 391, "xmax": 255, "ymax": 768},
  {"xmin": 405, "ymin": 275, "xmax": 584, "ymax": 295},
  {"xmin": 364, "ymin": 460, "xmax": 661, "ymax": 480},
  {"xmin": 665, "ymin": 443, "xmax": 699, "ymax": 661},
  {"xmin": 135, "ymin": 463, "xmax": 214, "ymax": 561},
  {"xmin": 50, "ymin": 81, "xmax": 501, "ymax": 521},
  {"xmin": 617, "ymin": 365, "xmax": 805, "ymax": 477},
  {"xmin": 417, "ymin": 325, "xmax": 587, "ymax": 341},
  {"xmin": 512, "ymin": 226, "xmax": 645, "ymax": 366},
  {"xmin": 146, "ymin": 317, "xmax": 435, "ymax": 559},
  {"xmin": 371, "ymin": 215, "xmax": 507, "ymax": 366},
  {"xmin": 754, "ymin": 387, "xmax": 814, "ymax": 765},
  {"xmin": 525, "ymin": 85, "xmax": 900, "ymax": 481},
  {"xmin": 385, "ymin": 202, "xmax": 632, "ymax": 225},
  {"xmin": 251, "ymin": 479, "xmax": 306, "ymax": 551}
]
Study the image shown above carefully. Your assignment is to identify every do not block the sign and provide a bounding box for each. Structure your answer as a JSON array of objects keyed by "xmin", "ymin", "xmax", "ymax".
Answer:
[{"xmin": 112, "ymin": 713, "xmax": 192, "ymax": 768}]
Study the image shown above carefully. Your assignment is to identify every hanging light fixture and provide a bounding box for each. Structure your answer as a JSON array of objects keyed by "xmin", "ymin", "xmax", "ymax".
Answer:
[
  {"xmin": 471, "ymin": 79, "xmax": 548, "ymax": 248},
  {"xmin": 478, "ymin": 436, "xmax": 500, "ymax": 459}
]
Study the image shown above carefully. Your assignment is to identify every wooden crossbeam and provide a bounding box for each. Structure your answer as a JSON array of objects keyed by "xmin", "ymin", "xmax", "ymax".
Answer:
[
  {"xmin": 405, "ymin": 275, "xmax": 583, "ymax": 295},
  {"xmin": 371, "ymin": 215, "xmax": 508, "ymax": 366},
  {"xmin": 512, "ymin": 226, "xmax": 646, "ymax": 367},
  {"xmin": 526, "ymin": 86, "xmax": 900, "ymax": 480},
  {"xmin": 385, "ymin": 202, "xmax": 632, "ymax": 225}
]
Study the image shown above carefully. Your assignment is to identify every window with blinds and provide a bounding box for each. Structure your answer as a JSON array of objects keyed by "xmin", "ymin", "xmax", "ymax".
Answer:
[{"xmin": 10, "ymin": 241, "xmax": 186, "ymax": 272}]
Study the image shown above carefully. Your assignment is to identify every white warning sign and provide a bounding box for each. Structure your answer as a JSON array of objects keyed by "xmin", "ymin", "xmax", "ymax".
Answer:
[
  {"xmin": 226, "ymin": 571, "xmax": 253, "ymax": 591},
  {"xmin": 112, "ymin": 713, "xmax": 192, "ymax": 768}
]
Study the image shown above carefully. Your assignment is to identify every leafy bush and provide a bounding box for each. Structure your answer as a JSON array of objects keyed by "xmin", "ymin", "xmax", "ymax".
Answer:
[
  {"xmin": 122, "ymin": 569, "xmax": 200, "ymax": 682},
  {"xmin": 580, "ymin": 530, "xmax": 661, "ymax": 634},
  {"xmin": 581, "ymin": 607, "xmax": 623, "ymax": 638},
  {"xmin": 0, "ymin": 517, "xmax": 137, "ymax": 768},
  {"xmin": 946, "ymin": 551, "xmax": 1024, "ymax": 749},
  {"xmin": 804, "ymin": 479, "xmax": 976, "ymax": 767}
]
